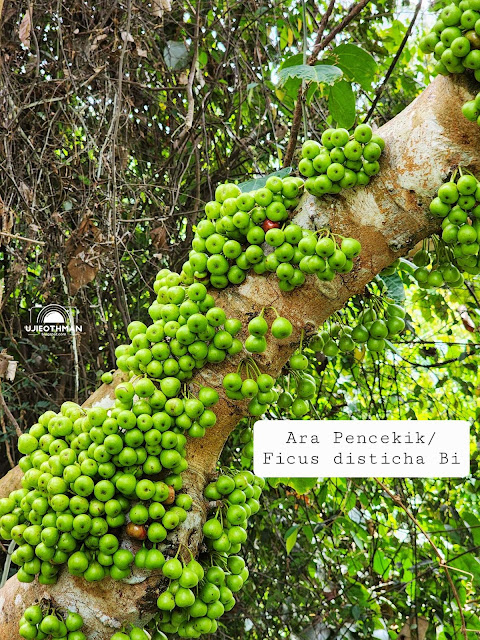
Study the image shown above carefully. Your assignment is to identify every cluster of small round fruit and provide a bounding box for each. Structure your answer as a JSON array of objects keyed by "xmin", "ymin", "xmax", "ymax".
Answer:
[
  {"xmin": 115, "ymin": 272, "xmax": 244, "ymax": 379},
  {"xmin": 412, "ymin": 240, "xmax": 466, "ymax": 289},
  {"xmin": 308, "ymin": 302, "xmax": 407, "ymax": 357},
  {"xmin": 153, "ymin": 470, "xmax": 263, "ymax": 639},
  {"xmin": 19, "ymin": 606, "xmax": 85, "ymax": 640},
  {"xmin": 223, "ymin": 364, "xmax": 277, "ymax": 417},
  {"xmin": 296, "ymin": 229, "xmax": 362, "ymax": 280},
  {"xmin": 238, "ymin": 419, "xmax": 254, "ymax": 461},
  {"xmin": 180, "ymin": 178, "xmax": 305, "ymax": 290},
  {"xmin": 221, "ymin": 310, "xmax": 294, "ymax": 413},
  {"xmin": 276, "ymin": 347, "xmax": 319, "ymax": 418},
  {"xmin": 178, "ymin": 181, "xmax": 363, "ymax": 291},
  {"xmin": 462, "ymin": 90, "xmax": 480, "ymax": 127},
  {"xmin": 299, "ymin": 125, "xmax": 385, "ymax": 198},
  {"xmin": 421, "ymin": 172, "xmax": 480, "ymax": 285},
  {"xmin": 419, "ymin": 1, "xmax": 480, "ymax": 79},
  {"xmin": 0, "ymin": 373, "xmax": 219, "ymax": 584}
]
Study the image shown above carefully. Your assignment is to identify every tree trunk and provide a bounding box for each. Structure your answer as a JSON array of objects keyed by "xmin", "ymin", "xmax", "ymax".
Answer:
[{"xmin": 1, "ymin": 74, "xmax": 479, "ymax": 639}]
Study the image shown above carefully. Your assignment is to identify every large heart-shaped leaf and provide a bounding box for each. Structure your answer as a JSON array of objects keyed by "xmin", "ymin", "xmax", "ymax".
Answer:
[{"xmin": 326, "ymin": 44, "xmax": 377, "ymax": 90}]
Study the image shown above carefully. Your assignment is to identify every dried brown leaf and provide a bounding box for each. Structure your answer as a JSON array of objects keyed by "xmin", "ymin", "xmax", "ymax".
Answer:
[
  {"xmin": 151, "ymin": 0, "xmax": 172, "ymax": 17},
  {"xmin": 19, "ymin": 9, "xmax": 32, "ymax": 48},
  {"xmin": 150, "ymin": 225, "xmax": 167, "ymax": 249},
  {"xmin": 121, "ymin": 31, "xmax": 134, "ymax": 44},
  {"xmin": 67, "ymin": 256, "xmax": 98, "ymax": 295}
]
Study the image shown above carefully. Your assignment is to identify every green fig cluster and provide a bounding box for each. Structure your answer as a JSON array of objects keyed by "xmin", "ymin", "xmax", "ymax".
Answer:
[
  {"xmin": 300, "ymin": 125, "xmax": 385, "ymax": 198},
  {"xmin": 116, "ymin": 271, "xmax": 244, "ymax": 377},
  {"xmin": 220, "ymin": 309, "xmax": 297, "ymax": 415},
  {"xmin": 275, "ymin": 348, "xmax": 318, "ymax": 418},
  {"xmin": 180, "ymin": 177, "xmax": 305, "ymax": 290},
  {"xmin": 19, "ymin": 606, "xmax": 85, "ymax": 640},
  {"xmin": 223, "ymin": 365, "xmax": 277, "ymax": 417},
  {"xmin": 258, "ymin": 224, "xmax": 361, "ymax": 288},
  {"xmin": 296, "ymin": 230, "xmax": 362, "ymax": 280},
  {"xmin": 412, "ymin": 240, "xmax": 466, "ymax": 288},
  {"xmin": 421, "ymin": 171, "xmax": 480, "ymax": 285},
  {"xmin": 154, "ymin": 470, "xmax": 263, "ymax": 638},
  {"xmin": 0, "ymin": 375, "xmax": 216, "ymax": 584},
  {"xmin": 419, "ymin": 0, "xmax": 480, "ymax": 79},
  {"xmin": 243, "ymin": 309, "xmax": 293, "ymax": 354},
  {"xmin": 238, "ymin": 420, "xmax": 254, "ymax": 460},
  {"xmin": 310, "ymin": 302, "xmax": 406, "ymax": 358}
]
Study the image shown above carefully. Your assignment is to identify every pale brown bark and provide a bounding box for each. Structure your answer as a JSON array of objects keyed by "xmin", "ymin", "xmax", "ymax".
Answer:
[{"xmin": 0, "ymin": 74, "xmax": 479, "ymax": 638}]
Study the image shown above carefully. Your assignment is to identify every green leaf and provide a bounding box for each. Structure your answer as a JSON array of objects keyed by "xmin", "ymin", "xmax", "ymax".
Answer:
[
  {"xmin": 352, "ymin": 605, "xmax": 362, "ymax": 620},
  {"xmin": 398, "ymin": 256, "xmax": 416, "ymax": 272},
  {"xmin": 277, "ymin": 54, "xmax": 303, "ymax": 99},
  {"xmin": 279, "ymin": 53, "xmax": 304, "ymax": 70},
  {"xmin": 327, "ymin": 81, "xmax": 356, "ymax": 129},
  {"xmin": 379, "ymin": 272, "xmax": 405, "ymax": 303},
  {"xmin": 163, "ymin": 41, "xmax": 190, "ymax": 70},
  {"xmin": 277, "ymin": 64, "xmax": 342, "ymax": 86},
  {"xmin": 284, "ymin": 525, "xmax": 299, "ymax": 554},
  {"xmin": 266, "ymin": 476, "xmax": 317, "ymax": 494},
  {"xmin": 198, "ymin": 50, "xmax": 208, "ymax": 69},
  {"xmin": 267, "ymin": 478, "xmax": 284, "ymax": 489},
  {"xmin": 328, "ymin": 44, "xmax": 377, "ymax": 90},
  {"xmin": 237, "ymin": 168, "xmax": 292, "ymax": 193},
  {"xmin": 287, "ymin": 477, "xmax": 318, "ymax": 494},
  {"xmin": 373, "ymin": 550, "xmax": 390, "ymax": 578}
]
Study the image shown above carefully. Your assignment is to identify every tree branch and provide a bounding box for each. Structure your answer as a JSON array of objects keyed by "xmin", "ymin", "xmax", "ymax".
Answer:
[{"xmin": 0, "ymin": 75, "xmax": 479, "ymax": 639}]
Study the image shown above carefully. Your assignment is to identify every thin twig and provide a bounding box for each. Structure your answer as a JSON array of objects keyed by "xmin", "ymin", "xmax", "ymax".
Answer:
[
  {"xmin": 364, "ymin": 0, "xmax": 422, "ymax": 122},
  {"xmin": 0, "ymin": 384, "xmax": 22, "ymax": 437},
  {"xmin": 375, "ymin": 479, "xmax": 468, "ymax": 640},
  {"xmin": 283, "ymin": 0, "xmax": 336, "ymax": 168},
  {"xmin": 0, "ymin": 413, "xmax": 15, "ymax": 468},
  {"xmin": 308, "ymin": 0, "xmax": 338, "ymax": 63},
  {"xmin": 182, "ymin": 2, "xmax": 200, "ymax": 134},
  {"xmin": 0, "ymin": 231, "xmax": 45, "ymax": 245},
  {"xmin": 465, "ymin": 280, "xmax": 480, "ymax": 308},
  {"xmin": 109, "ymin": 0, "xmax": 132, "ymax": 328},
  {"xmin": 59, "ymin": 265, "xmax": 80, "ymax": 403}
]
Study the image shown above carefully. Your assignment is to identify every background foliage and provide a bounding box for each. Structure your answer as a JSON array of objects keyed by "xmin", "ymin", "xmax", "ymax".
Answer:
[{"xmin": 1, "ymin": 0, "xmax": 480, "ymax": 638}]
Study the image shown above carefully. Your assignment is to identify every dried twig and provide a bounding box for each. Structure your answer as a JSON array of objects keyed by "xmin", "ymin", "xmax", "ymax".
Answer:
[
  {"xmin": 59, "ymin": 265, "xmax": 80, "ymax": 403},
  {"xmin": 109, "ymin": 0, "xmax": 132, "ymax": 328},
  {"xmin": 0, "ymin": 231, "xmax": 45, "ymax": 245},
  {"xmin": 0, "ymin": 413, "xmax": 15, "ymax": 468},
  {"xmin": 0, "ymin": 384, "xmax": 22, "ymax": 438},
  {"xmin": 183, "ymin": 2, "xmax": 200, "ymax": 133}
]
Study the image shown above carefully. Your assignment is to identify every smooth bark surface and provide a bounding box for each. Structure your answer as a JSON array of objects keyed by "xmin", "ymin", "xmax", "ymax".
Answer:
[{"xmin": 1, "ymin": 74, "xmax": 479, "ymax": 639}]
